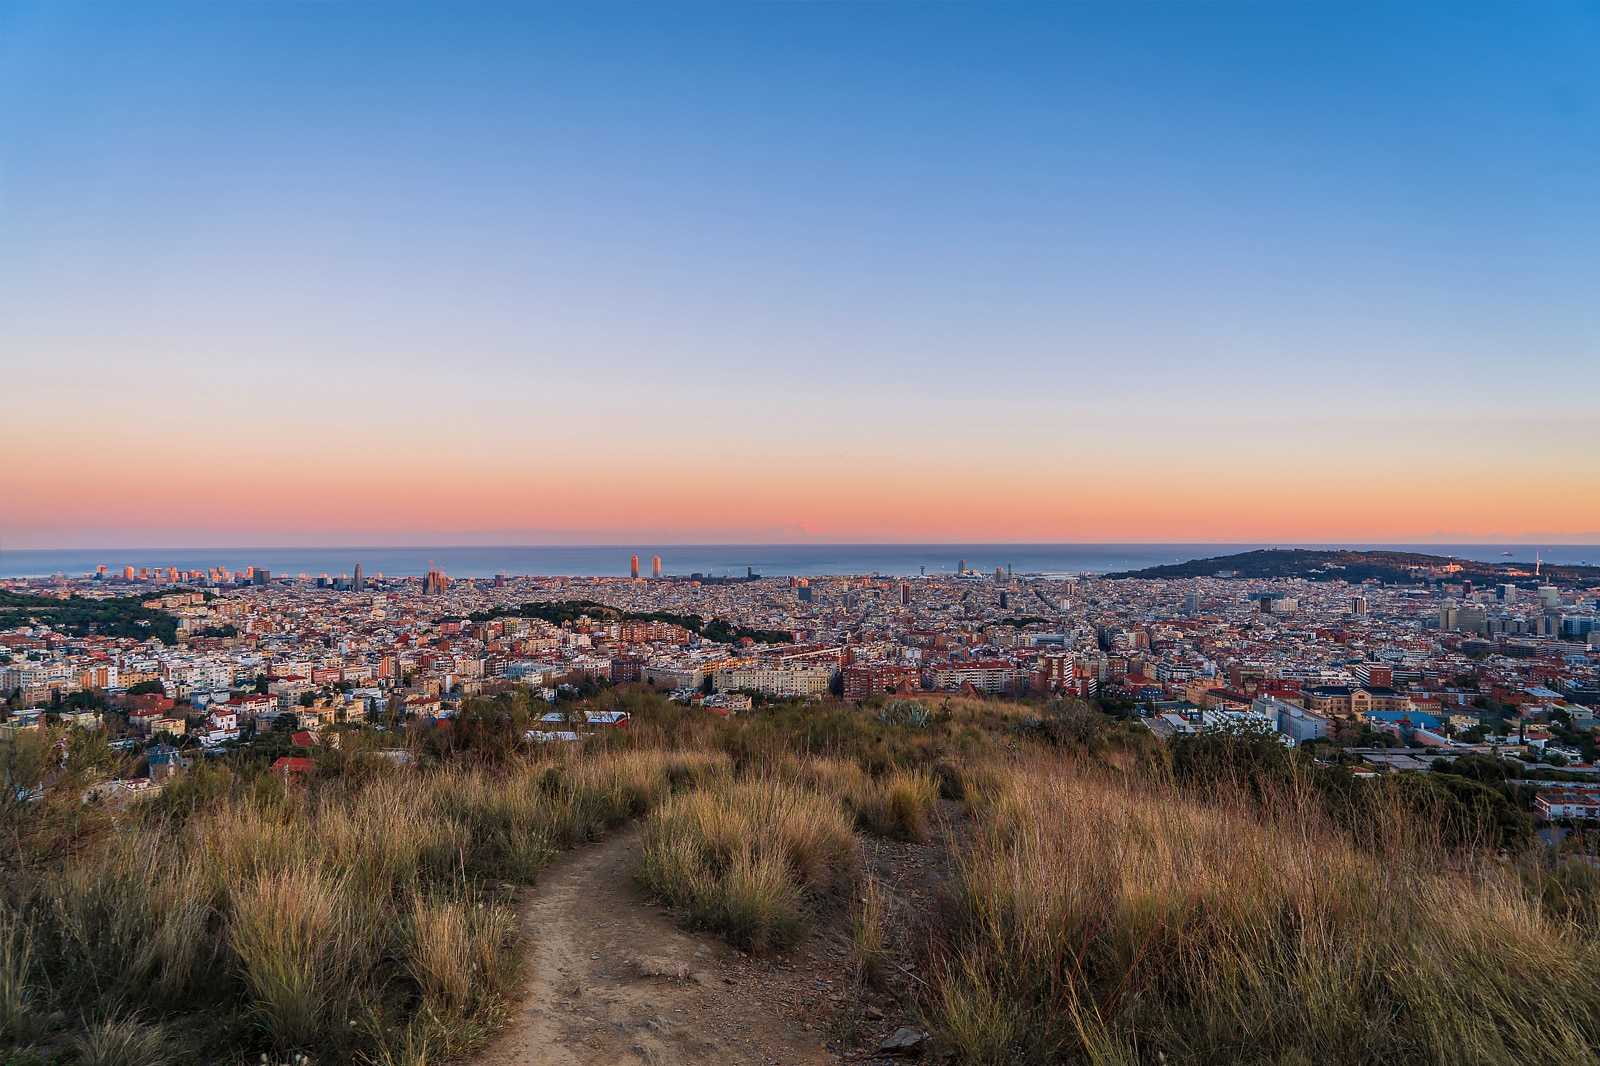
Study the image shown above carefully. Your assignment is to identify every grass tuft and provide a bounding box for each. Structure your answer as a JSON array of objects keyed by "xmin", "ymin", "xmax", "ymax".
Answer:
[
  {"xmin": 72, "ymin": 1016, "xmax": 178, "ymax": 1066},
  {"xmin": 637, "ymin": 776, "xmax": 857, "ymax": 952}
]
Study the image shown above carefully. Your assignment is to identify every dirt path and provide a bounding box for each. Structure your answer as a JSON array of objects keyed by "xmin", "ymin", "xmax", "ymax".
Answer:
[{"xmin": 471, "ymin": 825, "xmax": 841, "ymax": 1066}]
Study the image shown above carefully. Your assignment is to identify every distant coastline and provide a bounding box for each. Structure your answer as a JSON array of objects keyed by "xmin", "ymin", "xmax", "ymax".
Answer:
[{"xmin": 3, "ymin": 543, "xmax": 1597, "ymax": 580}]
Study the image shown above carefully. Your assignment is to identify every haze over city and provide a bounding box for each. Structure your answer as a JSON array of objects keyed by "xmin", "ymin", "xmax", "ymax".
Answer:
[{"xmin": 3, "ymin": 3, "xmax": 1597, "ymax": 549}]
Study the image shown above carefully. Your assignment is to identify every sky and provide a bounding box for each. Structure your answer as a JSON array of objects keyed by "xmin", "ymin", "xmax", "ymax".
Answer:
[{"xmin": 2, "ymin": 3, "xmax": 1597, "ymax": 549}]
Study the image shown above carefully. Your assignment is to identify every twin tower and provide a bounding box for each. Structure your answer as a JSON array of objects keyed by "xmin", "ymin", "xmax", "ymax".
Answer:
[{"xmin": 630, "ymin": 555, "xmax": 662, "ymax": 580}]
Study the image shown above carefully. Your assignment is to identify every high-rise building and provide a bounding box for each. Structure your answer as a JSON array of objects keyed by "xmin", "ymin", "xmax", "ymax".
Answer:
[
  {"xmin": 1184, "ymin": 592, "xmax": 1199, "ymax": 615},
  {"xmin": 354, "ymin": 563, "xmax": 364, "ymax": 592},
  {"xmin": 651, "ymin": 556, "xmax": 662, "ymax": 579},
  {"xmin": 1351, "ymin": 595, "xmax": 1368, "ymax": 616},
  {"xmin": 1498, "ymin": 584, "xmax": 1517, "ymax": 604},
  {"xmin": 253, "ymin": 569, "xmax": 269, "ymax": 586},
  {"xmin": 901, "ymin": 583, "xmax": 910, "ymax": 606},
  {"xmin": 959, "ymin": 558, "xmax": 966, "ymax": 573},
  {"xmin": 630, "ymin": 555, "xmax": 640, "ymax": 579},
  {"xmin": 999, "ymin": 591, "xmax": 1009, "ymax": 610},
  {"xmin": 123, "ymin": 566, "xmax": 135, "ymax": 581}
]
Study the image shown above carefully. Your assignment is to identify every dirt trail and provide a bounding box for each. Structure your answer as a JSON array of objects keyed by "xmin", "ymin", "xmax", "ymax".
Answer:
[{"xmin": 471, "ymin": 825, "xmax": 839, "ymax": 1066}]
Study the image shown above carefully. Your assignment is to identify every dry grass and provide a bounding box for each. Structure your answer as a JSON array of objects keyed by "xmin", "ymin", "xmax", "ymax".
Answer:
[
  {"xmin": 71, "ymin": 1016, "xmax": 178, "ymax": 1066},
  {"xmin": 926, "ymin": 753, "xmax": 1600, "ymax": 1066},
  {"xmin": 230, "ymin": 862, "xmax": 366, "ymax": 1047},
  {"xmin": 851, "ymin": 872, "xmax": 887, "ymax": 987},
  {"xmin": 850, "ymin": 768, "xmax": 939, "ymax": 841},
  {"xmin": 0, "ymin": 904, "xmax": 31, "ymax": 1042},
  {"xmin": 637, "ymin": 775, "xmax": 858, "ymax": 952},
  {"xmin": 1, "ymin": 743, "xmax": 730, "ymax": 1061}
]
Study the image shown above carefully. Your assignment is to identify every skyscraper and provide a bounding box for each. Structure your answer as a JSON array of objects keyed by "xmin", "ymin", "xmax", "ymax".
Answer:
[
  {"xmin": 354, "ymin": 563, "xmax": 364, "ymax": 592},
  {"xmin": 651, "ymin": 555, "xmax": 662, "ymax": 579},
  {"xmin": 630, "ymin": 555, "xmax": 640, "ymax": 579}
]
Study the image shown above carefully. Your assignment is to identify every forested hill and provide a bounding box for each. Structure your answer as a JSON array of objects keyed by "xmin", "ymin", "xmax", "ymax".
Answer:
[
  {"xmin": 1107, "ymin": 549, "xmax": 1600, "ymax": 586},
  {"xmin": 0, "ymin": 590, "xmax": 179, "ymax": 643}
]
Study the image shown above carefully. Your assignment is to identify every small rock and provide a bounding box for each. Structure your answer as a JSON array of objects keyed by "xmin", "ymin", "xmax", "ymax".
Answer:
[
  {"xmin": 629, "ymin": 955, "xmax": 690, "ymax": 979},
  {"xmin": 880, "ymin": 1027, "xmax": 928, "ymax": 1055}
]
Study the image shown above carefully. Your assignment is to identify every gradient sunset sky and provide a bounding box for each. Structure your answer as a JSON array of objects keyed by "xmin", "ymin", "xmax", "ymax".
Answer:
[{"xmin": 2, "ymin": 3, "xmax": 1597, "ymax": 549}]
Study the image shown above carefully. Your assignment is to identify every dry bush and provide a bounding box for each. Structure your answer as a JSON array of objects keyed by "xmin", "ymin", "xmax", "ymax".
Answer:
[{"xmin": 926, "ymin": 753, "xmax": 1600, "ymax": 1066}]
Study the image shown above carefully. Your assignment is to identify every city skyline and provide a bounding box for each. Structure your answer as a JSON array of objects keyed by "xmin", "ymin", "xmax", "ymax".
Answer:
[{"xmin": 3, "ymin": 3, "xmax": 1597, "ymax": 548}]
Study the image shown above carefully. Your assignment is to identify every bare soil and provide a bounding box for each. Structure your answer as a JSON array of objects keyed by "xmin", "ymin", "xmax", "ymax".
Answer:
[{"xmin": 470, "ymin": 808, "xmax": 965, "ymax": 1066}]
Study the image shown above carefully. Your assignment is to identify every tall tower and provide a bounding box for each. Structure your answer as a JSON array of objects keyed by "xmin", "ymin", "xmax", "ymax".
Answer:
[
  {"xmin": 651, "ymin": 555, "xmax": 662, "ymax": 579},
  {"xmin": 630, "ymin": 555, "xmax": 640, "ymax": 580},
  {"xmin": 354, "ymin": 563, "xmax": 364, "ymax": 592}
]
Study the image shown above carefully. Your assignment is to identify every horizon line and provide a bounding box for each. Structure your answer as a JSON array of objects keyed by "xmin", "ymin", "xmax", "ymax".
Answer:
[{"xmin": 6, "ymin": 539, "xmax": 1600, "ymax": 554}]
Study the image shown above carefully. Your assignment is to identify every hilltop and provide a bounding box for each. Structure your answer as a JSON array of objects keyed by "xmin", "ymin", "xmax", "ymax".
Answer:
[{"xmin": 1107, "ymin": 548, "xmax": 1600, "ymax": 586}]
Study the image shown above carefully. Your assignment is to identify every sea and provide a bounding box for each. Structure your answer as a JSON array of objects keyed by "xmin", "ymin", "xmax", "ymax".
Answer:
[{"xmin": 2, "ymin": 544, "xmax": 1596, "ymax": 581}]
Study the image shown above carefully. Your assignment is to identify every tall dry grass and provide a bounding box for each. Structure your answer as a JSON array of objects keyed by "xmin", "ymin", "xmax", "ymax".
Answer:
[
  {"xmin": 926, "ymin": 754, "xmax": 1600, "ymax": 1066},
  {"xmin": 2, "ymin": 743, "xmax": 730, "ymax": 1061},
  {"xmin": 637, "ymin": 775, "xmax": 858, "ymax": 952},
  {"xmin": 850, "ymin": 768, "xmax": 940, "ymax": 841},
  {"xmin": 851, "ymin": 872, "xmax": 887, "ymax": 987}
]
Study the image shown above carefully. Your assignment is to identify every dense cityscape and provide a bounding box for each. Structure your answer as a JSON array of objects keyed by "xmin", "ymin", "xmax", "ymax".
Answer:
[{"xmin": 6, "ymin": 551, "xmax": 1598, "ymax": 816}]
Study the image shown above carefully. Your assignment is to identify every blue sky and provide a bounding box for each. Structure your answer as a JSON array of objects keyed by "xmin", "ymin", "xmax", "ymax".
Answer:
[{"xmin": 2, "ymin": 3, "xmax": 1597, "ymax": 546}]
